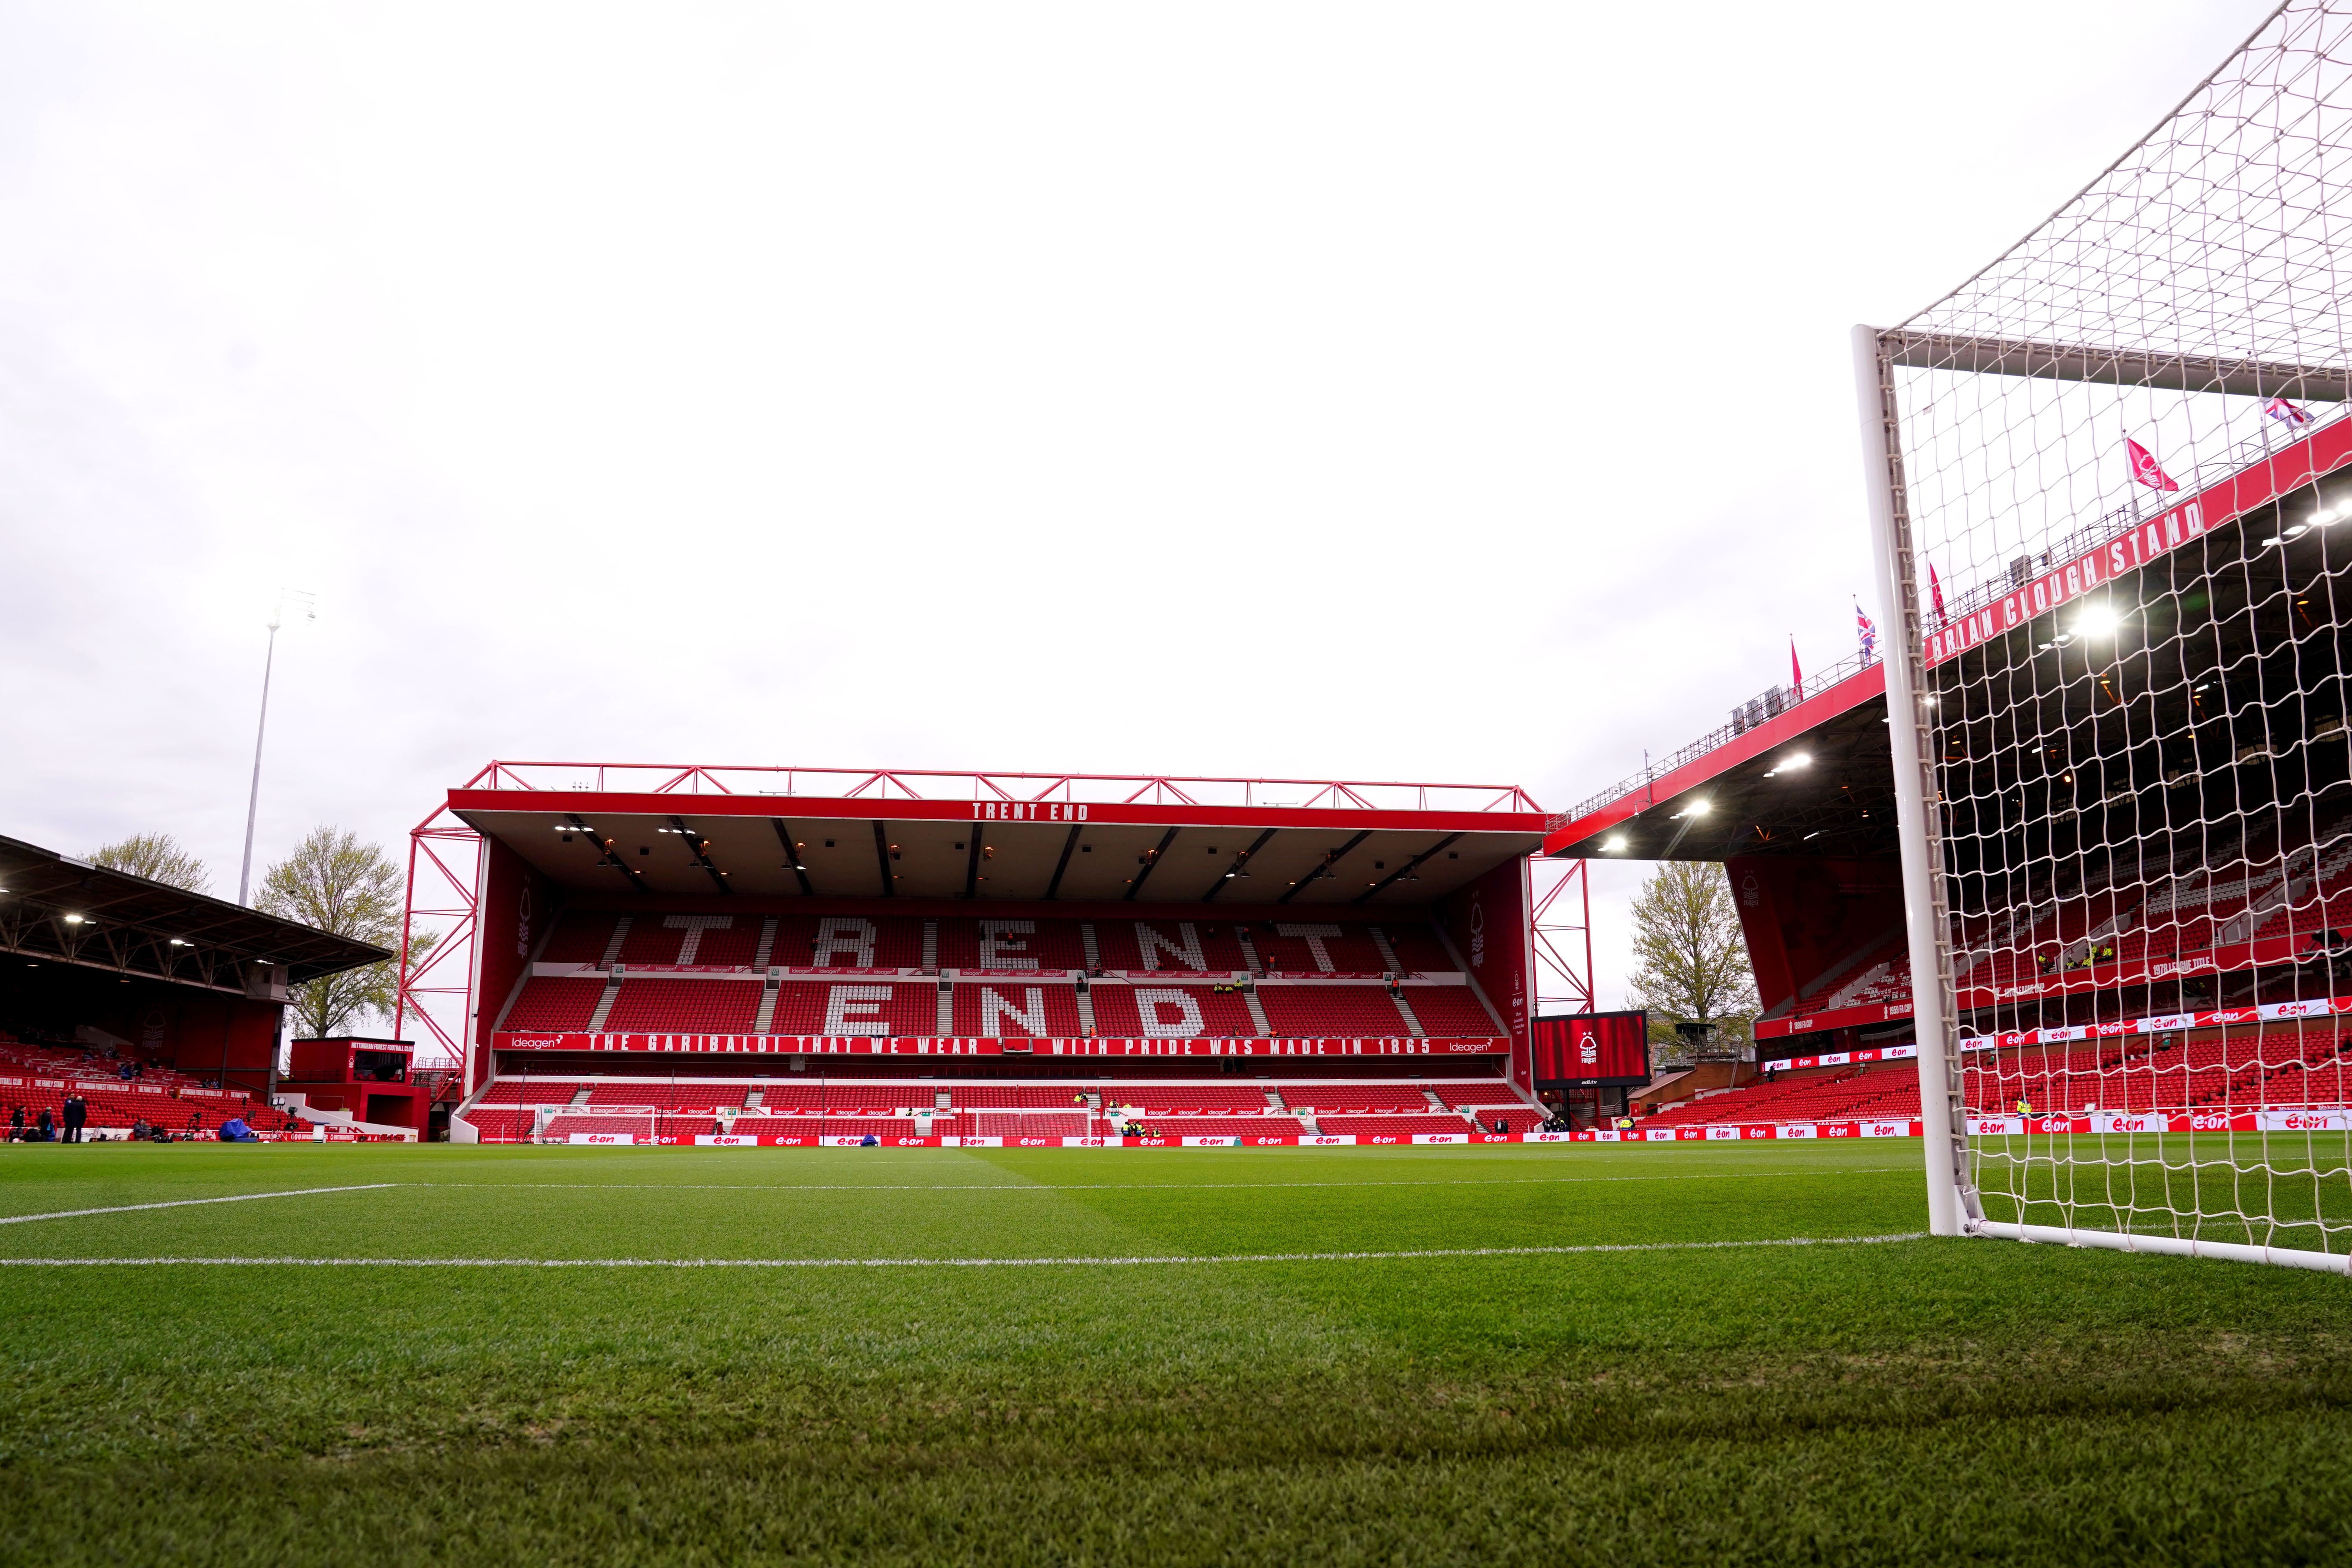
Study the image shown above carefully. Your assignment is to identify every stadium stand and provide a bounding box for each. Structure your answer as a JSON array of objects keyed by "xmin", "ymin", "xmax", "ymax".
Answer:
[
  {"xmin": 1251, "ymin": 924, "xmax": 1392, "ymax": 974},
  {"xmin": 1283, "ymin": 1083, "xmax": 1434, "ymax": 1111},
  {"xmin": 936, "ymin": 918, "xmax": 1090, "ymax": 971},
  {"xmin": 0, "ymin": 1039, "xmax": 309, "ymax": 1136},
  {"xmin": 1400, "ymin": 986, "xmax": 1503, "ymax": 1036},
  {"xmin": 1256, "ymin": 984, "xmax": 1411, "ymax": 1036},
  {"xmin": 1090, "ymin": 920, "xmax": 1252, "ymax": 973},
  {"xmin": 1086, "ymin": 983, "xmax": 1259, "ymax": 1038},
  {"xmin": 441, "ymin": 767, "xmax": 1548, "ymax": 1146},
  {"xmin": 1638, "ymin": 1067, "xmax": 1919, "ymax": 1129},
  {"xmin": 537, "ymin": 911, "xmax": 624, "ymax": 963},
  {"xmin": 773, "ymin": 915, "xmax": 928, "ymax": 969},
  {"xmin": 474, "ymin": 1078, "xmax": 586, "ymax": 1104},
  {"xmin": 767, "ymin": 982, "xmax": 940, "ymax": 1036},
  {"xmin": 603, "ymin": 979, "xmax": 762, "ymax": 1033},
  {"xmin": 949, "ymin": 983, "xmax": 1086, "ymax": 1038},
  {"xmin": 502, "ymin": 977, "xmax": 608, "ymax": 1031},
  {"xmin": 616, "ymin": 915, "xmax": 765, "ymax": 968}
]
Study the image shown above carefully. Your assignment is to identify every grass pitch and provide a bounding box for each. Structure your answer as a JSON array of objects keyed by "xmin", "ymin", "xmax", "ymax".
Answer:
[{"xmin": 1, "ymin": 1141, "xmax": 2347, "ymax": 1565}]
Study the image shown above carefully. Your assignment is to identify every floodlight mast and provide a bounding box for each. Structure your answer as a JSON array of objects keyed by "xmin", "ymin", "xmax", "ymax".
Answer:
[
  {"xmin": 236, "ymin": 590, "xmax": 314, "ymax": 907},
  {"xmin": 1854, "ymin": 323, "xmax": 1977, "ymax": 1240}
]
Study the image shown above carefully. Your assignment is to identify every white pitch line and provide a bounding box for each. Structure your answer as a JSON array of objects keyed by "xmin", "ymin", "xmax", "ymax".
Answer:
[
  {"xmin": 0, "ymin": 1184, "xmax": 397, "ymax": 1227},
  {"xmin": 420, "ymin": 1169, "xmax": 1915, "ymax": 1195},
  {"xmin": 0, "ymin": 1232, "xmax": 1929, "ymax": 1267}
]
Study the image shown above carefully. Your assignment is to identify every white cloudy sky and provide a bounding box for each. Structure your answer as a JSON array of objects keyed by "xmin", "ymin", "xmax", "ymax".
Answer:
[{"xmin": 0, "ymin": 0, "xmax": 2275, "ymax": 1023}]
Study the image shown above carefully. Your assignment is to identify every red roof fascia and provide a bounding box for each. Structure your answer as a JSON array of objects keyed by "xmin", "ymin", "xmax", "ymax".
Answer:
[
  {"xmin": 1543, "ymin": 662, "xmax": 1888, "ymax": 855},
  {"xmin": 450, "ymin": 789, "xmax": 1546, "ymax": 837}
]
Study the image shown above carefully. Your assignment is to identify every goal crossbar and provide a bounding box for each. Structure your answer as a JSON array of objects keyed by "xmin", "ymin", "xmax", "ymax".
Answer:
[{"xmin": 1884, "ymin": 330, "xmax": 2352, "ymax": 402}]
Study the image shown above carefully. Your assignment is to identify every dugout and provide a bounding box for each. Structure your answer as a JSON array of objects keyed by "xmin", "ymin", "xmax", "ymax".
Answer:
[{"xmin": 281, "ymin": 1036, "xmax": 430, "ymax": 1133}]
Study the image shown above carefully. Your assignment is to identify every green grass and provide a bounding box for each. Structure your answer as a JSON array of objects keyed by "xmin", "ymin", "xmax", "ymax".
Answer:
[
  {"xmin": 1971, "ymin": 1133, "xmax": 2352, "ymax": 1250},
  {"xmin": 0, "ymin": 1140, "xmax": 2347, "ymax": 1564}
]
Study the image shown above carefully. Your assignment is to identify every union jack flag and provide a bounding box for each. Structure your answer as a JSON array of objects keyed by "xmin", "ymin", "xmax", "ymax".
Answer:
[
  {"xmin": 1855, "ymin": 601, "xmax": 1879, "ymax": 662},
  {"xmin": 2265, "ymin": 396, "xmax": 2313, "ymax": 426}
]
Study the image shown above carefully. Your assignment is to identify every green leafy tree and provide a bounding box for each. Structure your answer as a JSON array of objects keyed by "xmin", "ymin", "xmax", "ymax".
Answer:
[
  {"xmin": 254, "ymin": 827, "xmax": 436, "ymax": 1039},
  {"xmin": 89, "ymin": 833, "xmax": 212, "ymax": 893},
  {"xmin": 1626, "ymin": 861, "xmax": 1758, "ymax": 1063}
]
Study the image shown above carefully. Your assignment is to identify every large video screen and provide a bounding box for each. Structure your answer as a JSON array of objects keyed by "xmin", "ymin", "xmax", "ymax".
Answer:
[{"xmin": 1531, "ymin": 1011, "xmax": 1648, "ymax": 1086}]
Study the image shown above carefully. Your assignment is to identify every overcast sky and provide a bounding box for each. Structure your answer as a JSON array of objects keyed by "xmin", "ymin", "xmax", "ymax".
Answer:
[{"xmin": 0, "ymin": 0, "xmax": 2278, "ymax": 1032}]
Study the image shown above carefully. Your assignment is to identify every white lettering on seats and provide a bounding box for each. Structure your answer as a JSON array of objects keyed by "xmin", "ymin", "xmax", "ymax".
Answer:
[
  {"xmin": 980, "ymin": 986, "xmax": 1049, "ymax": 1035},
  {"xmin": 1134, "ymin": 922, "xmax": 1205, "ymax": 971},
  {"xmin": 822, "ymin": 985, "xmax": 893, "ymax": 1035},
  {"xmin": 1133, "ymin": 989, "xmax": 1205, "ymax": 1037},
  {"xmin": 661, "ymin": 913, "xmax": 733, "ymax": 964},
  {"xmin": 813, "ymin": 917, "xmax": 877, "ymax": 967},
  {"xmin": 1275, "ymin": 922, "xmax": 1342, "ymax": 972},
  {"xmin": 978, "ymin": 920, "xmax": 1038, "ymax": 969}
]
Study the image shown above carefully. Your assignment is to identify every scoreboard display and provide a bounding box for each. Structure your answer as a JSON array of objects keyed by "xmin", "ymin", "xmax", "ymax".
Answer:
[{"xmin": 1531, "ymin": 1010, "xmax": 1648, "ymax": 1087}]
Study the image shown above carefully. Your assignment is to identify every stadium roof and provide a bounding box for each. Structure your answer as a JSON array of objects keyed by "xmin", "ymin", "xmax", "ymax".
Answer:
[
  {"xmin": 445, "ymin": 763, "xmax": 1548, "ymax": 907},
  {"xmin": 0, "ymin": 834, "xmax": 392, "ymax": 993},
  {"xmin": 1545, "ymin": 663, "xmax": 1898, "ymax": 862},
  {"xmin": 1552, "ymin": 410, "xmax": 2352, "ymax": 866}
]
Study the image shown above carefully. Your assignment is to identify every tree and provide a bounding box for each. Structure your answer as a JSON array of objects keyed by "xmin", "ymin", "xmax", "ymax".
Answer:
[
  {"xmin": 88, "ymin": 833, "xmax": 212, "ymax": 893},
  {"xmin": 1626, "ymin": 861, "xmax": 1758, "ymax": 1063},
  {"xmin": 254, "ymin": 827, "xmax": 436, "ymax": 1040}
]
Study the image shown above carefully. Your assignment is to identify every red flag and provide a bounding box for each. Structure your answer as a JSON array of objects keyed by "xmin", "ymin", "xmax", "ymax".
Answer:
[
  {"xmin": 1928, "ymin": 563, "xmax": 1947, "ymax": 625},
  {"xmin": 2126, "ymin": 436, "xmax": 2180, "ymax": 492},
  {"xmin": 1790, "ymin": 636, "xmax": 1803, "ymax": 700}
]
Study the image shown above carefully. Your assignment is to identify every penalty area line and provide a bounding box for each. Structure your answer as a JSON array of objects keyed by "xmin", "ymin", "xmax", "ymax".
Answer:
[
  {"xmin": 0, "ymin": 1231, "xmax": 1929, "ymax": 1267},
  {"xmin": 0, "ymin": 1184, "xmax": 399, "ymax": 1227}
]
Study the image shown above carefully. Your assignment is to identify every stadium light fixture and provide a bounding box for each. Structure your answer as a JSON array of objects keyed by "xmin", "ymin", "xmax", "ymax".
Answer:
[
  {"xmin": 1763, "ymin": 752, "xmax": 1811, "ymax": 777},
  {"xmin": 1601, "ymin": 835, "xmax": 1628, "ymax": 852},
  {"xmin": 169, "ymin": 938, "xmax": 189, "ymax": 947},
  {"xmin": 62, "ymin": 914, "xmax": 84, "ymax": 925},
  {"xmin": 2074, "ymin": 604, "xmax": 2121, "ymax": 638}
]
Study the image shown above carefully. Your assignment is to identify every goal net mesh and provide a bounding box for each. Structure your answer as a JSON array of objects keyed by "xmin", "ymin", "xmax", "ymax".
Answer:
[
  {"xmin": 1875, "ymin": 0, "xmax": 2352, "ymax": 1261},
  {"xmin": 537, "ymin": 1110, "xmax": 657, "ymax": 1144}
]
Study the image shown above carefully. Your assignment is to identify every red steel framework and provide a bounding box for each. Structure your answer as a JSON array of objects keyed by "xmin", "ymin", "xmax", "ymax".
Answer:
[
  {"xmin": 1530, "ymin": 858, "xmax": 1595, "ymax": 1016},
  {"xmin": 393, "ymin": 761, "xmax": 1576, "ymax": 1064},
  {"xmin": 438, "ymin": 760, "xmax": 1542, "ymax": 814}
]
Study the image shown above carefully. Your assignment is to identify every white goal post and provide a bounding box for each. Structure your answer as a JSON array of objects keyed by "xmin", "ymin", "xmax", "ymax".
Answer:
[{"xmin": 1856, "ymin": 0, "xmax": 2352, "ymax": 1272}]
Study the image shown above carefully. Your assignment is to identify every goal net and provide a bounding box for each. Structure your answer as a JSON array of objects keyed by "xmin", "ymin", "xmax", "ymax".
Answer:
[
  {"xmin": 1860, "ymin": 0, "xmax": 2352, "ymax": 1271},
  {"xmin": 537, "ymin": 1110, "xmax": 655, "ymax": 1145}
]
